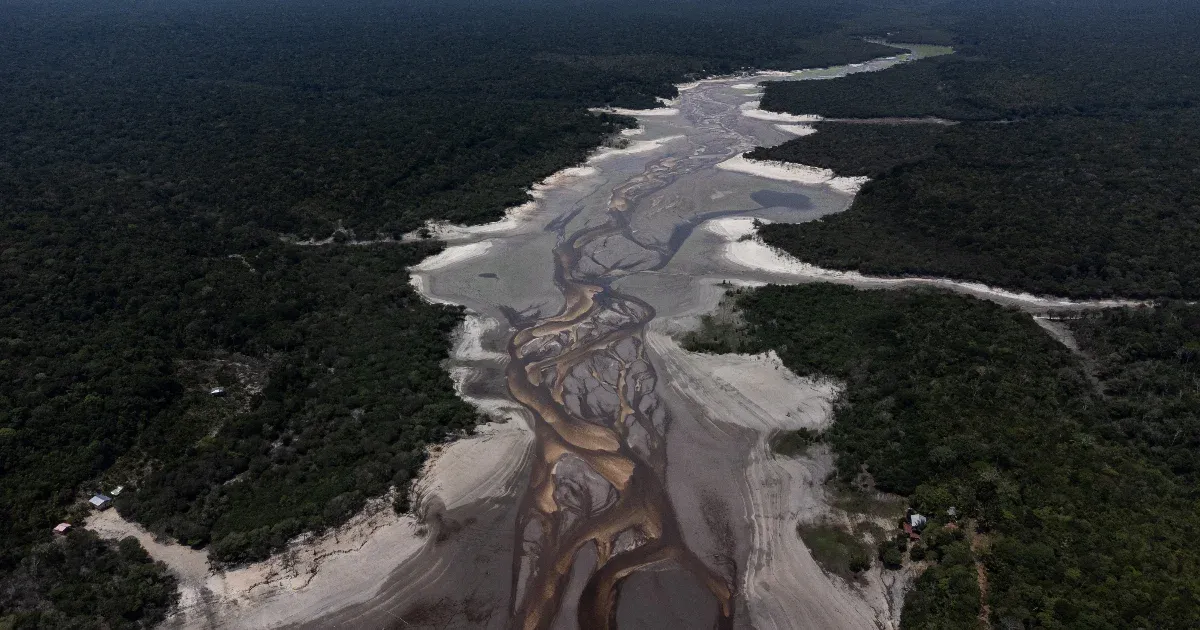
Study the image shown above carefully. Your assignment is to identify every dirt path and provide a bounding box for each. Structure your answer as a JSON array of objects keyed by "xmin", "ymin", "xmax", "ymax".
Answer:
[{"xmin": 969, "ymin": 523, "xmax": 991, "ymax": 629}]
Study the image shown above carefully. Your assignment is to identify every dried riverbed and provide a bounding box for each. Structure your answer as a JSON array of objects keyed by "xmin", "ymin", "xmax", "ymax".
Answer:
[
  {"xmin": 121, "ymin": 43, "xmax": 1132, "ymax": 629},
  {"xmin": 361, "ymin": 45, "xmax": 941, "ymax": 630}
]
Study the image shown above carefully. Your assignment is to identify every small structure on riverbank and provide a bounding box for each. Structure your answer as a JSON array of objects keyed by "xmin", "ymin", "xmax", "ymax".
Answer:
[{"xmin": 903, "ymin": 510, "xmax": 928, "ymax": 540}]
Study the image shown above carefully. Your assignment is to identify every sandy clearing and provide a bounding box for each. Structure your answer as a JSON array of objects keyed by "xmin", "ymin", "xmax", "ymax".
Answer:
[
  {"xmin": 104, "ymin": 404, "xmax": 531, "ymax": 629},
  {"xmin": 86, "ymin": 509, "xmax": 211, "ymax": 587},
  {"xmin": 594, "ymin": 134, "xmax": 686, "ymax": 159},
  {"xmin": 407, "ymin": 274, "xmax": 457, "ymax": 306},
  {"xmin": 648, "ymin": 332, "xmax": 896, "ymax": 629},
  {"xmin": 1033, "ymin": 316, "xmax": 1083, "ymax": 352},
  {"xmin": 716, "ymin": 155, "xmax": 867, "ymax": 193},
  {"xmin": 204, "ymin": 395, "xmax": 530, "ymax": 630},
  {"xmin": 595, "ymin": 106, "xmax": 681, "ymax": 117},
  {"xmin": 88, "ymin": 493, "xmax": 428, "ymax": 629},
  {"xmin": 410, "ymin": 240, "xmax": 493, "ymax": 272},
  {"xmin": 739, "ymin": 102, "xmax": 824, "ymax": 124},
  {"xmin": 705, "ymin": 217, "xmax": 1146, "ymax": 311},
  {"xmin": 420, "ymin": 202, "xmax": 537, "ymax": 242},
  {"xmin": 647, "ymin": 333, "xmax": 837, "ymax": 435},
  {"xmin": 418, "ymin": 165, "xmax": 599, "ymax": 242},
  {"xmin": 417, "ymin": 397, "xmax": 531, "ymax": 512},
  {"xmin": 451, "ymin": 313, "xmax": 510, "ymax": 362},
  {"xmin": 776, "ymin": 123, "xmax": 817, "ymax": 136}
]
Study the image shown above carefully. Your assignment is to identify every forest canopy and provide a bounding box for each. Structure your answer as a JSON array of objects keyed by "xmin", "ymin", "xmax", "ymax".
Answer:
[
  {"xmin": 6, "ymin": 0, "xmax": 1199, "ymax": 625},
  {"xmin": 0, "ymin": 0, "xmax": 899, "ymax": 625},
  {"xmin": 754, "ymin": 113, "xmax": 1200, "ymax": 299},
  {"xmin": 755, "ymin": 0, "xmax": 1200, "ymax": 299},
  {"xmin": 688, "ymin": 285, "xmax": 1200, "ymax": 628}
]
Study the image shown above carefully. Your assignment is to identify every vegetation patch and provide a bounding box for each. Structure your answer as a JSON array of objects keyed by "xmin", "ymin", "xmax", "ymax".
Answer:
[
  {"xmin": 797, "ymin": 521, "xmax": 873, "ymax": 581},
  {"xmin": 0, "ymin": 532, "xmax": 178, "ymax": 630},
  {"xmin": 902, "ymin": 523, "xmax": 981, "ymax": 627},
  {"xmin": 829, "ymin": 484, "xmax": 907, "ymax": 522},
  {"xmin": 770, "ymin": 428, "xmax": 823, "ymax": 457}
]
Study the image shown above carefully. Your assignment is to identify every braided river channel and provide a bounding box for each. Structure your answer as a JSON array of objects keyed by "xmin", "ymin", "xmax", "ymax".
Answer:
[{"xmin": 306, "ymin": 45, "xmax": 952, "ymax": 630}]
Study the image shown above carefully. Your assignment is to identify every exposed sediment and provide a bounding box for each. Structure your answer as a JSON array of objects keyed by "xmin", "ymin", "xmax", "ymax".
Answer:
[
  {"xmin": 93, "ymin": 44, "xmax": 1038, "ymax": 629},
  {"xmin": 400, "ymin": 45, "xmax": 946, "ymax": 629}
]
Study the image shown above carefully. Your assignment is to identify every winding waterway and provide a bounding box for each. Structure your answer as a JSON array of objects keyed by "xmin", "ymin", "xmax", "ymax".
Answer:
[
  {"xmin": 289, "ymin": 44, "xmax": 1104, "ymax": 629},
  {"xmin": 408, "ymin": 46, "xmax": 932, "ymax": 630}
]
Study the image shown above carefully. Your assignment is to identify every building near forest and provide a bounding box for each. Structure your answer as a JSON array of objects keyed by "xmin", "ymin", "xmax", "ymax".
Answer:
[
  {"xmin": 903, "ymin": 511, "xmax": 928, "ymax": 541},
  {"xmin": 89, "ymin": 494, "xmax": 113, "ymax": 510}
]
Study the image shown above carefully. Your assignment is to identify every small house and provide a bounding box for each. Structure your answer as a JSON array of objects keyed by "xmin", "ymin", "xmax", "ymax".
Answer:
[
  {"xmin": 89, "ymin": 494, "xmax": 113, "ymax": 510},
  {"xmin": 903, "ymin": 510, "xmax": 928, "ymax": 540},
  {"xmin": 210, "ymin": 387, "xmax": 226, "ymax": 396},
  {"xmin": 53, "ymin": 523, "xmax": 72, "ymax": 535},
  {"xmin": 110, "ymin": 485, "xmax": 125, "ymax": 497}
]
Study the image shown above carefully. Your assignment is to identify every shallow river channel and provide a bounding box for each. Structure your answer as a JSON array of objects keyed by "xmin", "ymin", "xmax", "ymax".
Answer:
[{"xmin": 311, "ymin": 45, "xmax": 944, "ymax": 630}]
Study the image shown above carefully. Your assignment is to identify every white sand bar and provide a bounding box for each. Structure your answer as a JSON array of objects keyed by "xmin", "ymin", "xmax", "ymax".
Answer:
[
  {"xmin": 716, "ymin": 155, "xmax": 868, "ymax": 194},
  {"xmin": 739, "ymin": 102, "xmax": 824, "ymax": 123},
  {"xmin": 706, "ymin": 217, "xmax": 1147, "ymax": 311},
  {"xmin": 410, "ymin": 240, "xmax": 493, "ymax": 272},
  {"xmin": 419, "ymin": 165, "xmax": 598, "ymax": 242},
  {"xmin": 594, "ymin": 106, "xmax": 680, "ymax": 117},
  {"xmin": 594, "ymin": 135, "xmax": 686, "ymax": 160},
  {"xmin": 776, "ymin": 124, "xmax": 817, "ymax": 136}
]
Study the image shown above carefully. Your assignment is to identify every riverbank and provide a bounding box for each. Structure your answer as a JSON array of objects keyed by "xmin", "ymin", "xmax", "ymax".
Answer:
[
  {"xmin": 105, "ymin": 43, "xmax": 993, "ymax": 628},
  {"xmin": 704, "ymin": 216, "xmax": 1145, "ymax": 313}
]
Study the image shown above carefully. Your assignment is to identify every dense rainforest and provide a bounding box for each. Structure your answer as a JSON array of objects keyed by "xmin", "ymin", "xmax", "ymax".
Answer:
[
  {"xmin": 752, "ymin": 113, "xmax": 1200, "ymax": 298},
  {"xmin": 0, "ymin": 0, "xmax": 900, "ymax": 625},
  {"xmin": 6, "ymin": 0, "xmax": 1198, "ymax": 626},
  {"xmin": 687, "ymin": 285, "xmax": 1200, "ymax": 628},
  {"xmin": 754, "ymin": 0, "xmax": 1200, "ymax": 299},
  {"xmin": 704, "ymin": 1, "xmax": 1200, "ymax": 626}
]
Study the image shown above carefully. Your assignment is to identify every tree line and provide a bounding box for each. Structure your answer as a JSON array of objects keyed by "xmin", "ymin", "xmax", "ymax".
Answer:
[
  {"xmin": 0, "ymin": 0, "xmax": 900, "ymax": 625},
  {"xmin": 687, "ymin": 284, "xmax": 1200, "ymax": 628},
  {"xmin": 753, "ymin": 0, "xmax": 1200, "ymax": 299}
]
